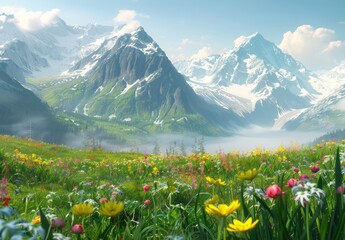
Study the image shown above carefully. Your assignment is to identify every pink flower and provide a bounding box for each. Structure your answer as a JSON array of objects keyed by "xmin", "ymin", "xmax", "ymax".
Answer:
[
  {"xmin": 51, "ymin": 218, "xmax": 65, "ymax": 230},
  {"xmin": 299, "ymin": 174, "xmax": 309, "ymax": 180},
  {"xmin": 337, "ymin": 186, "xmax": 345, "ymax": 194},
  {"xmin": 71, "ymin": 224, "xmax": 83, "ymax": 234},
  {"xmin": 144, "ymin": 200, "xmax": 151, "ymax": 205},
  {"xmin": 287, "ymin": 178, "xmax": 297, "ymax": 188},
  {"xmin": 311, "ymin": 166, "xmax": 320, "ymax": 173},
  {"xmin": 265, "ymin": 184, "xmax": 284, "ymax": 199},
  {"xmin": 293, "ymin": 168, "xmax": 299, "ymax": 173},
  {"xmin": 99, "ymin": 197, "xmax": 108, "ymax": 204},
  {"xmin": 143, "ymin": 185, "xmax": 150, "ymax": 192}
]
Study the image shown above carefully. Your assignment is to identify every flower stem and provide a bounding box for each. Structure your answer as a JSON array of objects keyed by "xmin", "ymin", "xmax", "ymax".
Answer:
[
  {"xmin": 217, "ymin": 217, "xmax": 226, "ymax": 240},
  {"xmin": 306, "ymin": 203, "xmax": 310, "ymax": 240}
]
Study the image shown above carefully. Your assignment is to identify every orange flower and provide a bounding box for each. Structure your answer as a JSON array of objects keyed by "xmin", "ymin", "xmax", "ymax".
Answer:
[{"xmin": 31, "ymin": 216, "xmax": 41, "ymax": 224}]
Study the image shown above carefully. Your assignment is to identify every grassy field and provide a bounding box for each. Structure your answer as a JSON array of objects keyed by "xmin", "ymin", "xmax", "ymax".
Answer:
[{"xmin": 0, "ymin": 135, "xmax": 344, "ymax": 239}]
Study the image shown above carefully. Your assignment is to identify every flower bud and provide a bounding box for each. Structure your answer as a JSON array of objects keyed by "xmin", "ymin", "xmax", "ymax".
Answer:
[{"xmin": 71, "ymin": 224, "xmax": 83, "ymax": 234}]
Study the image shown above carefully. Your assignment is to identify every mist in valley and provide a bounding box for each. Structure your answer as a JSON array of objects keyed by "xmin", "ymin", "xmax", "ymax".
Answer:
[{"xmin": 62, "ymin": 126, "xmax": 324, "ymax": 154}]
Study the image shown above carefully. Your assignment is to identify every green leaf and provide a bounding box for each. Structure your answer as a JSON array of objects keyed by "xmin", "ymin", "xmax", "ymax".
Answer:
[{"xmin": 39, "ymin": 207, "xmax": 52, "ymax": 240}]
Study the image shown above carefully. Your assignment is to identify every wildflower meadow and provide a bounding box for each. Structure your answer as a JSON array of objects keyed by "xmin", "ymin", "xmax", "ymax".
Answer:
[{"xmin": 0, "ymin": 135, "xmax": 344, "ymax": 239}]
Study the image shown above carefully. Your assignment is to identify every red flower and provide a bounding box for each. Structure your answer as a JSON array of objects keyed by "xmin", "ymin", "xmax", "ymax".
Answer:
[
  {"xmin": 71, "ymin": 224, "xmax": 83, "ymax": 234},
  {"xmin": 144, "ymin": 200, "xmax": 151, "ymax": 205},
  {"xmin": 299, "ymin": 174, "xmax": 309, "ymax": 180},
  {"xmin": 264, "ymin": 184, "xmax": 284, "ymax": 199},
  {"xmin": 287, "ymin": 178, "xmax": 297, "ymax": 188},
  {"xmin": 2, "ymin": 197, "xmax": 11, "ymax": 206},
  {"xmin": 311, "ymin": 166, "xmax": 320, "ymax": 173},
  {"xmin": 143, "ymin": 185, "xmax": 150, "ymax": 192}
]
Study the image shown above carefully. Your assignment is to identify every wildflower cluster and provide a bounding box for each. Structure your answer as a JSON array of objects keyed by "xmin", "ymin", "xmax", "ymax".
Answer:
[{"xmin": 0, "ymin": 135, "xmax": 344, "ymax": 239}]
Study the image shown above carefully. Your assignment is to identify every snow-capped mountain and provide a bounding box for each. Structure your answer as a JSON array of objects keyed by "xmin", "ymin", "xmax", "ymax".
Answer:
[
  {"xmin": 0, "ymin": 13, "xmax": 113, "ymax": 76},
  {"xmin": 283, "ymin": 83, "xmax": 345, "ymax": 131},
  {"xmin": 174, "ymin": 54, "xmax": 220, "ymax": 81},
  {"xmin": 318, "ymin": 61, "xmax": 345, "ymax": 94},
  {"xmin": 175, "ymin": 33, "xmax": 324, "ymax": 126},
  {"xmin": 43, "ymin": 26, "xmax": 244, "ymax": 134},
  {"xmin": 283, "ymin": 61, "xmax": 345, "ymax": 131},
  {"xmin": 1, "ymin": 8, "xmax": 344, "ymax": 136}
]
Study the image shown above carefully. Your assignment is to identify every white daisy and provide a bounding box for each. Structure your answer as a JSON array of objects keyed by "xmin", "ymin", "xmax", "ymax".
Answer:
[{"xmin": 295, "ymin": 191, "xmax": 311, "ymax": 207}]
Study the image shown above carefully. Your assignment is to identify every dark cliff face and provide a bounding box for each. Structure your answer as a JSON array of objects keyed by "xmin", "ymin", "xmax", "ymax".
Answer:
[
  {"xmin": 64, "ymin": 27, "xmax": 246, "ymax": 132},
  {"xmin": 0, "ymin": 63, "xmax": 66, "ymax": 143}
]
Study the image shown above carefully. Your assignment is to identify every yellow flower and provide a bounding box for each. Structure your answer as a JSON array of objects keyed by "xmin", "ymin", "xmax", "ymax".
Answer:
[
  {"xmin": 226, "ymin": 217, "xmax": 259, "ymax": 232},
  {"xmin": 205, "ymin": 176, "xmax": 226, "ymax": 186},
  {"xmin": 205, "ymin": 200, "xmax": 240, "ymax": 217},
  {"xmin": 237, "ymin": 168, "xmax": 261, "ymax": 181},
  {"xmin": 31, "ymin": 216, "xmax": 41, "ymax": 224},
  {"xmin": 152, "ymin": 167, "xmax": 159, "ymax": 175},
  {"xmin": 72, "ymin": 203, "xmax": 94, "ymax": 217},
  {"xmin": 100, "ymin": 201, "xmax": 124, "ymax": 217},
  {"xmin": 204, "ymin": 194, "xmax": 219, "ymax": 206}
]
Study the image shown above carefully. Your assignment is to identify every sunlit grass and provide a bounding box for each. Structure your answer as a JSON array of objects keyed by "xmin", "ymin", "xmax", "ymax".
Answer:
[{"xmin": 0, "ymin": 135, "xmax": 344, "ymax": 239}]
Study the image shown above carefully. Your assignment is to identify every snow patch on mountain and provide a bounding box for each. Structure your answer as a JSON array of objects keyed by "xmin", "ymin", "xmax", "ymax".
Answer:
[{"xmin": 333, "ymin": 98, "xmax": 345, "ymax": 111}]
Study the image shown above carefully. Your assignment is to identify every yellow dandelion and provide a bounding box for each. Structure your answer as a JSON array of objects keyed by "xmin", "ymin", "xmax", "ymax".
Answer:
[
  {"xmin": 205, "ymin": 200, "xmax": 240, "ymax": 217},
  {"xmin": 72, "ymin": 203, "xmax": 94, "ymax": 217},
  {"xmin": 226, "ymin": 217, "xmax": 259, "ymax": 232},
  {"xmin": 100, "ymin": 201, "xmax": 124, "ymax": 218},
  {"xmin": 205, "ymin": 176, "xmax": 226, "ymax": 186},
  {"xmin": 237, "ymin": 168, "xmax": 261, "ymax": 181}
]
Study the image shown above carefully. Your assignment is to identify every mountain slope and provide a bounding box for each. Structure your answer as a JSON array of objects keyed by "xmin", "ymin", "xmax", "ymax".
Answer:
[
  {"xmin": 175, "ymin": 33, "xmax": 323, "ymax": 126},
  {"xmin": 43, "ymin": 26, "xmax": 244, "ymax": 135},
  {"xmin": 0, "ymin": 60, "xmax": 67, "ymax": 142},
  {"xmin": 284, "ymin": 62, "xmax": 345, "ymax": 131},
  {"xmin": 0, "ymin": 13, "xmax": 113, "ymax": 76}
]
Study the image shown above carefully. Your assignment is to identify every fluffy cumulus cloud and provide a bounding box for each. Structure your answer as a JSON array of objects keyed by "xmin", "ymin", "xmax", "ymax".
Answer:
[
  {"xmin": 279, "ymin": 25, "xmax": 345, "ymax": 70},
  {"xmin": 116, "ymin": 20, "xmax": 141, "ymax": 35},
  {"xmin": 113, "ymin": 9, "xmax": 141, "ymax": 34},
  {"xmin": 0, "ymin": 6, "xmax": 60, "ymax": 31},
  {"xmin": 114, "ymin": 10, "xmax": 137, "ymax": 24},
  {"xmin": 191, "ymin": 47, "xmax": 213, "ymax": 60}
]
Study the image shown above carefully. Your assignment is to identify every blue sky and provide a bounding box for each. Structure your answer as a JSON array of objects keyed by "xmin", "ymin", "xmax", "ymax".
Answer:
[{"xmin": 1, "ymin": 0, "xmax": 345, "ymax": 70}]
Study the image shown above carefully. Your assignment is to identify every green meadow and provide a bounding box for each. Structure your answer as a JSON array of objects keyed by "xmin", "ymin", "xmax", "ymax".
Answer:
[{"xmin": 0, "ymin": 134, "xmax": 344, "ymax": 239}]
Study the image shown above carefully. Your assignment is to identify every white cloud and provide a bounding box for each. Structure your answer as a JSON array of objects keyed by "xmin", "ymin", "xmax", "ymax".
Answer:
[
  {"xmin": 116, "ymin": 20, "xmax": 140, "ymax": 35},
  {"xmin": 191, "ymin": 47, "xmax": 213, "ymax": 60},
  {"xmin": 279, "ymin": 25, "xmax": 345, "ymax": 70},
  {"xmin": 0, "ymin": 6, "xmax": 60, "ymax": 31},
  {"xmin": 114, "ymin": 10, "xmax": 137, "ymax": 24}
]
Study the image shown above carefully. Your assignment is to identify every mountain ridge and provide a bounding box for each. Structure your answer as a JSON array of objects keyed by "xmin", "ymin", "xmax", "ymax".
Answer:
[{"xmin": 0, "ymin": 11, "xmax": 344, "ymax": 139}]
